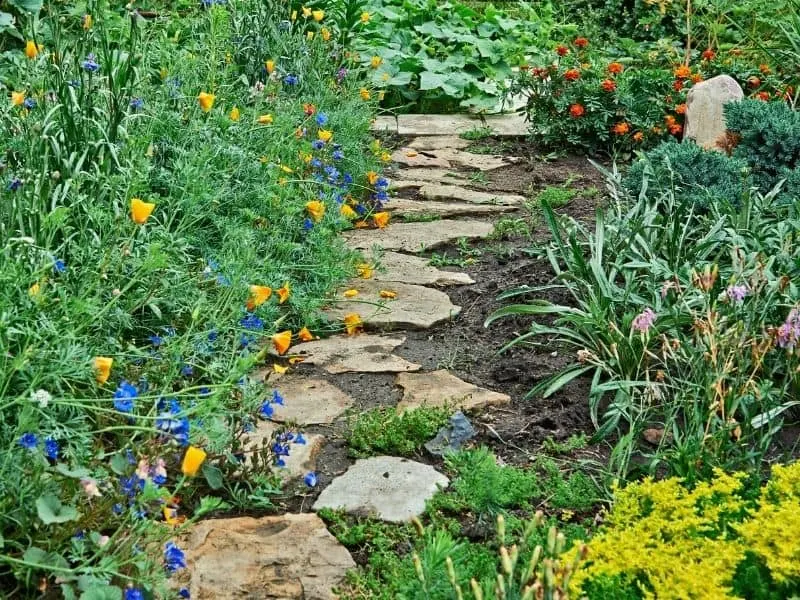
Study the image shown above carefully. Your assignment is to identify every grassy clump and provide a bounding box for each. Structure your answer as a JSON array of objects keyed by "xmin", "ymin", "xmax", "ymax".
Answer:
[{"xmin": 345, "ymin": 406, "xmax": 451, "ymax": 457}]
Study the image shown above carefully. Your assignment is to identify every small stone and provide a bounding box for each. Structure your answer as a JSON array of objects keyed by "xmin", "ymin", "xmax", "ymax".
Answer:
[
  {"xmin": 396, "ymin": 369, "xmax": 511, "ymax": 413},
  {"xmin": 391, "ymin": 147, "xmax": 451, "ymax": 168},
  {"xmin": 343, "ymin": 220, "xmax": 493, "ymax": 253},
  {"xmin": 391, "ymin": 168, "xmax": 472, "ymax": 187},
  {"xmin": 430, "ymin": 148, "xmax": 521, "ymax": 171},
  {"xmin": 271, "ymin": 377, "xmax": 354, "ymax": 425},
  {"xmin": 372, "ymin": 115, "xmax": 398, "ymax": 134},
  {"xmin": 324, "ymin": 280, "xmax": 461, "ymax": 330},
  {"xmin": 684, "ymin": 74, "xmax": 744, "ymax": 150},
  {"xmin": 312, "ymin": 456, "xmax": 449, "ymax": 522},
  {"xmin": 242, "ymin": 421, "xmax": 324, "ymax": 481},
  {"xmin": 387, "ymin": 197, "xmax": 517, "ymax": 218},
  {"xmin": 643, "ymin": 428, "xmax": 667, "ymax": 446},
  {"xmin": 418, "ymin": 183, "xmax": 525, "ymax": 205},
  {"xmin": 425, "ymin": 411, "xmax": 476, "ymax": 456},
  {"xmin": 408, "ymin": 136, "xmax": 472, "ymax": 150},
  {"xmin": 391, "ymin": 113, "xmax": 528, "ymax": 137},
  {"xmin": 372, "ymin": 251, "xmax": 474, "ymax": 286},
  {"xmin": 179, "ymin": 513, "xmax": 355, "ymax": 599},
  {"xmin": 290, "ymin": 334, "xmax": 421, "ymax": 374}
]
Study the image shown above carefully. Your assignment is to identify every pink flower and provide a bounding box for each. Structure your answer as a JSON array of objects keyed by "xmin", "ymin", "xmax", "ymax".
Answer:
[
  {"xmin": 632, "ymin": 308, "xmax": 656, "ymax": 333},
  {"xmin": 136, "ymin": 459, "xmax": 150, "ymax": 481},
  {"xmin": 777, "ymin": 308, "xmax": 800, "ymax": 349},
  {"xmin": 81, "ymin": 478, "xmax": 102, "ymax": 498},
  {"xmin": 726, "ymin": 284, "xmax": 748, "ymax": 303}
]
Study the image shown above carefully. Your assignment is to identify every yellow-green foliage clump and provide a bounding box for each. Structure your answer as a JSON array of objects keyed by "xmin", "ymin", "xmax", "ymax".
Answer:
[{"xmin": 572, "ymin": 462, "xmax": 800, "ymax": 599}]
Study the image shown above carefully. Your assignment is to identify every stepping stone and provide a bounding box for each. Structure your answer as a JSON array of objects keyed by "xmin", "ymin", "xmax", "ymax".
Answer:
[
  {"xmin": 408, "ymin": 135, "xmax": 472, "ymax": 150},
  {"xmin": 312, "ymin": 456, "xmax": 449, "ymax": 522},
  {"xmin": 391, "ymin": 168, "xmax": 473, "ymax": 188},
  {"xmin": 429, "ymin": 147, "xmax": 521, "ymax": 171},
  {"xmin": 290, "ymin": 334, "xmax": 421, "ymax": 374},
  {"xmin": 384, "ymin": 113, "xmax": 528, "ymax": 137},
  {"xmin": 324, "ymin": 280, "xmax": 461, "ymax": 330},
  {"xmin": 271, "ymin": 377, "xmax": 354, "ymax": 425},
  {"xmin": 372, "ymin": 115, "xmax": 398, "ymax": 134},
  {"xmin": 418, "ymin": 183, "xmax": 525, "ymax": 205},
  {"xmin": 243, "ymin": 421, "xmax": 324, "ymax": 481},
  {"xmin": 179, "ymin": 513, "xmax": 355, "ymax": 599},
  {"xmin": 388, "ymin": 197, "xmax": 517, "ymax": 218},
  {"xmin": 391, "ymin": 148, "xmax": 451, "ymax": 168},
  {"xmin": 374, "ymin": 252, "xmax": 474, "ymax": 286},
  {"xmin": 343, "ymin": 220, "xmax": 493, "ymax": 253},
  {"xmin": 396, "ymin": 369, "xmax": 511, "ymax": 414}
]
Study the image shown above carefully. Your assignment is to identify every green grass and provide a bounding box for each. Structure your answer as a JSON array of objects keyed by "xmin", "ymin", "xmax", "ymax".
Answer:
[
  {"xmin": 533, "ymin": 184, "xmax": 578, "ymax": 208},
  {"xmin": 345, "ymin": 406, "xmax": 451, "ymax": 457}
]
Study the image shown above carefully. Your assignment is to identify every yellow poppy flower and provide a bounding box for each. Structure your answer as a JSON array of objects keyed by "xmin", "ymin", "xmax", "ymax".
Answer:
[
  {"xmin": 82, "ymin": 14, "xmax": 93, "ymax": 30},
  {"xmin": 277, "ymin": 282, "xmax": 291, "ymax": 304},
  {"xmin": 340, "ymin": 204, "xmax": 357, "ymax": 219},
  {"xmin": 273, "ymin": 363, "xmax": 288, "ymax": 374},
  {"xmin": 272, "ymin": 330, "xmax": 292, "ymax": 355},
  {"xmin": 246, "ymin": 285, "xmax": 272, "ymax": 310},
  {"xmin": 229, "ymin": 106, "xmax": 240, "ymax": 121},
  {"xmin": 360, "ymin": 11, "xmax": 370, "ymax": 23},
  {"xmin": 94, "ymin": 356, "xmax": 113, "ymax": 385},
  {"xmin": 197, "ymin": 91, "xmax": 215, "ymax": 112},
  {"xmin": 343, "ymin": 289, "xmax": 359, "ymax": 298},
  {"xmin": 302, "ymin": 6, "xmax": 312, "ymax": 17},
  {"xmin": 299, "ymin": 152, "xmax": 312, "ymax": 163},
  {"xmin": 373, "ymin": 211, "xmax": 390, "ymax": 229},
  {"xmin": 380, "ymin": 151, "xmax": 392, "ymax": 162},
  {"xmin": 306, "ymin": 200, "xmax": 326, "ymax": 222},
  {"xmin": 312, "ymin": 9, "xmax": 324, "ymax": 21},
  {"xmin": 320, "ymin": 27, "xmax": 331, "ymax": 41},
  {"xmin": 380, "ymin": 290, "xmax": 397, "ymax": 299},
  {"xmin": 360, "ymin": 88, "xmax": 371, "ymax": 101},
  {"xmin": 356, "ymin": 263, "xmax": 373, "ymax": 279},
  {"xmin": 28, "ymin": 282, "xmax": 41, "ymax": 297},
  {"xmin": 130, "ymin": 198, "xmax": 155, "ymax": 224},
  {"xmin": 258, "ymin": 114, "xmax": 273, "ymax": 125},
  {"xmin": 181, "ymin": 446, "xmax": 207, "ymax": 476},
  {"xmin": 318, "ymin": 129, "xmax": 333, "ymax": 142},
  {"xmin": 266, "ymin": 59, "xmax": 275, "ymax": 74},
  {"xmin": 298, "ymin": 327, "xmax": 314, "ymax": 342},
  {"xmin": 370, "ymin": 56, "xmax": 382, "ymax": 69},
  {"xmin": 25, "ymin": 40, "xmax": 39, "ymax": 59},
  {"xmin": 343, "ymin": 313, "xmax": 363, "ymax": 335},
  {"xmin": 366, "ymin": 171, "xmax": 379, "ymax": 185},
  {"xmin": 11, "ymin": 91, "xmax": 25, "ymax": 106}
]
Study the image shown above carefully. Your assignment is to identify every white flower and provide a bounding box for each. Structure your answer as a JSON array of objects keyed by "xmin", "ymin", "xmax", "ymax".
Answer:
[{"xmin": 30, "ymin": 389, "xmax": 51, "ymax": 408}]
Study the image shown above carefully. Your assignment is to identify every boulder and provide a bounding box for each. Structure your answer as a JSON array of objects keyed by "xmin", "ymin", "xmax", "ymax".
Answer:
[{"xmin": 684, "ymin": 75, "xmax": 744, "ymax": 150}]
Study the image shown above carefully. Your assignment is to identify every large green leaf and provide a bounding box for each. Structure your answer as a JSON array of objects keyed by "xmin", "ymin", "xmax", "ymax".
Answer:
[
  {"xmin": 0, "ymin": 11, "xmax": 22, "ymax": 39},
  {"xmin": 79, "ymin": 585, "xmax": 123, "ymax": 600},
  {"xmin": 418, "ymin": 70, "xmax": 462, "ymax": 96},
  {"xmin": 8, "ymin": 0, "xmax": 43, "ymax": 13},
  {"xmin": 36, "ymin": 494, "xmax": 80, "ymax": 524}
]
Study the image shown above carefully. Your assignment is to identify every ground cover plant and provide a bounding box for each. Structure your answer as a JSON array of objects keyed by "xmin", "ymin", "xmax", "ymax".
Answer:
[{"xmin": 0, "ymin": 0, "xmax": 387, "ymax": 596}]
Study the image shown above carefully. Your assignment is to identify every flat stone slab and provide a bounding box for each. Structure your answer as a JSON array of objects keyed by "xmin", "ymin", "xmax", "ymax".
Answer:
[
  {"xmin": 343, "ymin": 220, "xmax": 493, "ymax": 253},
  {"xmin": 290, "ymin": 334, "xmax": 421, "ymax": 374},
  {"xmin": 271, "ymin": 377, "xmax": 354, "ymax": 425},
  {"xmin": 388, "ymin": 197, "xmax": 517, "ymax": 218},
  {"xmin": 366, "ymin": 251, "xmax": 473, "ymax": 286},
  {"xmin": 244, "ymin": 421, "xmax": 324, "ymax": 481},
  {"xmin": 324, "ymin": 280, "xmax": 461, "ymax": 330},
  {"xmin": 396, "ymin": 369, "xmax": 511, "ymax": 413},
  {"xmin": 391, "ymin": 148, "xmax": 451, "ymax": 168},
  {"xmin": 430, "ymin": 148, "xmax": 521, "ymax": 171},
  {"xmin": 391, "ymin": 168, "xmax": 473, "ymax": 189},
  {"xmin": 418, "ymin": 183, "xmax": 525, "ymax": 205},
  {"xmin": 312, "ymin": 456, "xmax": 449, "ymax": 522},
  {"xmin": 408, "ymin": 136, "xmax": 472, "ymax": 150},
  {"xmin": 375, "ymin": 113, "xmax": 527, "ymax": 137},
  {"xmin": 179, "ymin": 513, "xmax": 355, "ymax": 599},
  {"xmin": 372, "ymin": 115, "xmax": 398, "ymax": 134}
]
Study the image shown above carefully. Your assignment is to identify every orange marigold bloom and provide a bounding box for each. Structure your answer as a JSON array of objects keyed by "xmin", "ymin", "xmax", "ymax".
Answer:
[
  {"xmin": 756, "ymin": 91, "xmax": 771, "ymax": 101},
  {"xmin": 556, "ymin": 45, "xmax": 569, "ymax": 56},
  {"xmin": 691, "ymin": 73, "xmax": 703, "ymax": 84},
  {"xmin": 373, "ymin": 212, "xmax": 390, "ymax": 229},
  {"xmin": 607, "ymin": 62, "xmax": 623, "ymax": 74},
  {"xmin": 701, "ymin": 48, "xmax": 716, "ymax": 61},
  {"xmin": 343, "ymin": 313, "xmax": 363, "ymax": 336},
  {"xmin": 272, "ymin": 330, "xmax": 292, "ymax": 355},
  {"xmin": 612, "ymin": 122, "xmax": 630, "ymax": 135},
  {"xmin": 759, "ymin": 64, "xmax": 771, "ymax": 75},
  {"xmin": 664, "ymin": 114, "xmax": 677, "ymax": 127},
  {"xmin": 564, "ymin": 69, "xmax": 580, "ymax": 81},
  {"xmin": 574, "ymin": 37, "xmax": 589, "ymax": 48},
  {"xmin": 633, "ymin": 131, "xmax": 644, "ymax": 143},
  {"xmin": 669, "ymin": 123, "xmax": 683, "ymax": 136},
  {"xmin": 675, "ymin": 103, "xmax": 687, "ymax": 115},
  {"xmin": 748, "ymin": 76, "xmax": 761, "ymax": 88},
  {"xmin": 569, "ymin": 103, "xmax": 585, "ymax": 118},
  {"xmin": 673, "ymin": 64, "xmax": 691, "ymax": 79},
  {"xmin": 673, "ymin": 80, "xmax": 684, "ymax": 92},
  {"xmin": 601, "ymin": 79, "xmax": 617, "ymax": 92}
]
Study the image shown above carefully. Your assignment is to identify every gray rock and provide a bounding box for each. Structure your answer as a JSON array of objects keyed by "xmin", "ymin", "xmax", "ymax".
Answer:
[
  {"xmin": 387, "ymin": 197, "xmax": 518, "ymax": 218},
  {"xmin": 425, "ymin": 411, "xmax": 476, "ymax": 456},
  {"xmin": 391, "ymin": 148, "xmax": 451, "ymax": 168},
  {"xmin": 343, "ymin": 220, "xmax": 493, "ymax": 253},
  {"xmin": 391, "ymin": 168, "xmax": 473, "ymax": 188},
  {"xmin": 312, "ymin": 456, "xmax": 449, "ymax": 522},
  {"xmin": 324, "ymin": 280, "xmax": 461, "ymax": 330},
  {"xmin": 418, "ymin": 183, "xmax": 525, "ymax": 205},
  {"xmin": 373, "ymin": 251, "xmax": 474, "ymax": 286},
  {"xmin": 396, "ymin": 369, "xmax": 511, "ymax": 413},
  {"xmin": 382, "ymin": 113, "xmax": 528, "ymax": 137},
  {"xmin": 271, "ymin": 377, "xmax": 354, "ymax": 425},
  {"xmin": 242, "ymin": 421, "xmax": 324, "ymax": 481},
  {"xmin": 408, "ymin": 136, "xmax": 472, "ymax": 150},
  {"xmin": 372, "ymin": 115, "xmax": 398, "ymax": 134},
  {"xmin": 290, "ymin": 334, "xmax": 421, "ymax": 374},
  {"xmin": 684, "ymin": 74, "xmax": 744, "ymax": 150},
  {"xmin": 430, "ymin": 148, "xmax": 521, "ymax": 171},
  {"xmin": 178, "ymin": 513, "xmax": 355, "ymax": 599}
]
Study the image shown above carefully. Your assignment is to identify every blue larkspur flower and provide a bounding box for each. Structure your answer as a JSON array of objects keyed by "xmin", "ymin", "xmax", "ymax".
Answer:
[
  {"xmin": 126, "ymin": 449, "xmax": 136, "ymax": 464},
  {"xmin": 259, "ymin": 401, "xmax": 273, "ymax": 418},
  {"xmin": 53, "ymin": 259, "xmax": 66, "ymax": 273},
  {"xmin": 149, "ymin": 334, "xmax": 163, "ymax": 347},
  {"xmin": 276, "ymin": 457, "xmax": 286, "ymax": 467},
  {"xmin": 120, "ymin": 474, "xmax": 144, "ymax": 498},
  {"xmin": 124, "ymin": 588, "xmax": 144, "ymax": 600},
  {"xmin": 311, "ymin": 140, "xmax": 325, "ymax": 151},
  {"xmin": 332, "ymin": 149, "xmax": 344, "ymax": 160},
  {"xmin": 240, "ymin": 314, "xmax": 264, "ymax": 331},
  {"xmin": 283, "ymin": 74, "xmax": 299, "ymax": 85},
  {"xmin": 44, "ymin": 437, "xmax": 59, "ymax": 460},
  {"xmin": 343, "ymin": 173, "xmax": 353, "ymax": 185},
  {"xmin": 207, "ymin": 329, "xmax": 218, "ymax": 342},
  {"xmin": 112, "ymin": 503, "xmax": 124, "ymax": 515},
  {"xmin": 304, "ymin": 471, "xmax": 318, "ymax": 487},
  {"xmin": 315, "ymin": 112, "xmax": 328, "ymax": 126},
  {"xmin": 181, "ymin": 364, "xmax": 194, "ymax": 377},
  {"xmin": 294, "ymin": 432, "xmax": 307, "ymax": 445},
  {"xmin": 156, "ymin": 410, "xmax": 190, "ymax": 447},
  {"xmin": 129, "ymin": 97, "xmax": 144, "ymax": 110},
  {"xmin": 272, "ymin": 442, "xmax": 290, "ymax": 456},
  {"xmin": 164, "ymin": 542, "xmax": 187, "ymax": 574},
  {"xmin": 240, "ymin": 333, "xmax": 254, "ymax": 348},
  {"xmin": 179, "ymin": 589, "xmax": 191, "ymax": 599},
  {"xmin": 355, "ymin": 204, "xmax": 367, "ymax": 215},
  {"xmin": 23, "ymin": 97, "xmax": 36, "ymax": 109},
  {"xmin": 302, "ymin": 218, "xmax": 314, "ymax": 231},
  {"xmin": 19, "ymin": 432, "xmax": 38, "ymax": 449},
  {"xmin": 199, "ymin": 387, "xmax": 211, "ymax": 397},
  {"xmin": 152, "ymin": 472, "xmax": 167, "ymax": 485},
  {"xmin": 376, "ymin": 176, "xmax": 389, "ymax": 190},
  {"xmin": 272, "ymin": 390, "xmax": 284, "ymax": 405},
  {"xmin": 82, "ymin": 54, "xmax": 100, "ymax": 72},
  {"xmin": 310, "ymin": 158, "xmax": 323, "ymax": 168},
  {"xmin": 7, "ymin": 178, "xmax": 22, "ymax": 191},
  {"xmin": 375, "ymin": 190, "xmax": 389, "ymax": 202},
  {"xmin": 113, "ymin": 381, "xmax": 137, "ymax": 412}
]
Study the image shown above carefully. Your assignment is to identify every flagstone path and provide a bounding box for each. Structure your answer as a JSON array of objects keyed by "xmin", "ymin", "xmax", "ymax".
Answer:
[{"xmin": 181, "ymin": 116, "xmax": 529, "ymax": 599}]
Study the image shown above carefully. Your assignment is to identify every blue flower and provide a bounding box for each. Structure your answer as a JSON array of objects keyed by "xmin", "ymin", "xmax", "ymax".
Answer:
[
  {"xmin": 129, "ymin": 97, "xmax": 144, "ymax": 110},
  {"xmin": 126, "ymin": 449, "xmax": 136, "ymax": 464},
  {"xmin": 113, "ymin": 381, "xmax": 138, "ymax": 413},
  {"xmin": 180, "ymin": 364, "xmax": 194, "ymax": 377},
  {"xmin": 44, "ymin": 437, "xmax": 59, "ymax": 460},
  {"xmin": 302, "ymin": 218, "xmax": 314, "ymax": 231},
  {"xmin": 156, "ymin": 409, "xmax": 190, "ymax": 447},
  {"xmin": 152, "ymin": 473, "xmax": 166, "ymax": 485},
  {"xmin": 124, "ymin": 588, "xmax": 144, "ymax": 600},
  {"xmin": 164, "ymin": 541, "xmax": 187, "ymax": 574},
  {"xmin": 276, "ymin": 457, "xmax": 286, "ymax": 467},
  {"xmin": 272, "ymin": 442, "xmax": 290, "ymax": 456},
  {"xmin": 82, "ymin": 54, "xmax": 100, "ymax": 72},
  {"xmin": 179, "ymin": 589, "xmax": 191, "ymax": 599},
  {"xmin": 7, "ymin": 178, "xmax": 22, "ymax": 191},
  {"xmin": 23, "ymin": 97, "xmax": 36, "ymax": 109},
  {"xmin": 315, "ymin": 112, "xmax": 328, "ymax": 126},
  {"xmin": 199, "ymin": 387, "xmax": 211, "ymax": 397},
  {"xmin": 149, "ymin": 334, "xmax": 163, "ymax": 347},
  {"xmin": 310, "ymin": 158, "xmax": 323, "ymax": 169},
  {"xmin": 311, "ymin": 140, "xmax": 325, "ymax": 151},
  {"xmin": 304, "ymin": 471, "xmax": 318, "ymax": 487},
  {"xmin": 53, "ymin": 259, "xmax": 66, "ymax": 273},
  {"xmin": 343, "ymin": 173, "xmax": 353, "ymax": 185},
  {"xmin": 120, "ymin": 474, "xmax": 144, "ymax": 498},
  {"xmin": 355, "ymin": 204, "xmax": 367, "ymax": 215},
  {"xmin": 112, "ymin": 503, "xmax": 124, "ymax": 515},
  {"xmin": 240, "ymin": 333, "xmax": 254, "ymax": 348},
  {"xmin": 272, "ymin": 390, "xmax": 284, "ymax": 405},
  {"xmin": 259, "ymin": 401, "xmax": 273, "ymax": 418},
  {"xmin": 376, "ymin": 176, "xmax": 390, "ymax": 190},
  {"xmin": 207, "ymin": 329, "xmax": 218, "ymax": 342},
  {"xmin": 294, "ymin": 432, "xmax": 307, "ymax": 445},
  {"xmin": 283, "ymin": 74, "xmax": 299, "ymax": 85},
  {"xmin": 19, "ymin": 432, "xmax": 38, "ymax": 450},
  {"xmin": 332, "ymin": 149, "xmax": 344, "ymax": 161},
  {"xmin": 375, "ymin": 190, "xmax": 389, "ymax": 202},
  {"xmin": 240, "ymin": 314, "xmax": 264, "ymax": 331}
]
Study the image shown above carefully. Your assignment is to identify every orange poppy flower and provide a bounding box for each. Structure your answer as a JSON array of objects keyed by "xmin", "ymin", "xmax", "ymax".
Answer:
[
  {"xmin": 94, "ymin": 356, "xmax": 113, "ymax": 385},
  {"xmin": 343, "ymin": 313, "xmax": 363, "ymax": 335},
  {"xmin": 367, "ymin": 171, "xmax": 379, "ymax": 185},
  {"xmin": 197, "ymin": 91, "xmax": 215, "ymax": 112},
  {"xmin": 306, "ymin": 200, "xmax": 326, "ymax": 222},
  {"xmin": 246, "ymin": 285, "xmax": 272, "ymax": 310},
  {"xmin": 340, "ymin": 204, "xmax": 357, "ymax": 219},
  {"xmin": 181, "ymin": 446, "xmax": 207, "ymax": 476},
  {"xmin": 229, "ymin": 106, "xmax": 240, "ymax": 121},
  {"xmin": 318, "ymin": 129, "xmax": 333, "ymax": 142},
  {"xmin": 272, "ymin": 330, "xmax": 292, "ymax": 355},
  {"xmin": 379, "ymin": 290, "xmax": 397, "ymax": 299},
  {"xmin": 276, "ymin": 282, "xmax": 291, "ymax": 304},
  {"xmin": 297, "ymin": 327, "xmax": 314, "ymax": 342},
  {"xmin": 373, "ymin": 212, "xmax": 390, "ymax": 229},
  {"xmin": 130, "ymin": 198, "xmax": 155, "ymax": 224},
  {"xmin": 356, "ymin": 263, "xmax": 373, "ymax": 279},
  {"xmin": 343, "ymin": 289, "xmax": 359, "ymax": 298},
  {"xmin": 266, "ymin": 59, "xmax": 275, "ymax": 74}
]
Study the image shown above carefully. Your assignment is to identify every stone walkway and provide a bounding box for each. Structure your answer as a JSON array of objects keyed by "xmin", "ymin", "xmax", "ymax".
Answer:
[{"xmin": 180, "ymin": 118, "xmax": 524, "ymax": 599}]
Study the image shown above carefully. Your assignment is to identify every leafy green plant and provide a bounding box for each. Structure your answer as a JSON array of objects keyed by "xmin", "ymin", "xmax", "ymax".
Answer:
[{"xmin": 346, "ymin": 406, "xmax": 451, "ymax": 457}]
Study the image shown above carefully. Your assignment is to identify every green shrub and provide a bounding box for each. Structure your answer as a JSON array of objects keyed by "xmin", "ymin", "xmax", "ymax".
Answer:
[{"xmin": 346, "ymin": 406, "xmax": 451, "ymax": 457}]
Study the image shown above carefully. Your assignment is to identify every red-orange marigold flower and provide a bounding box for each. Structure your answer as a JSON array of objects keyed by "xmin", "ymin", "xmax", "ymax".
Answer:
[
  {"xmin": 756, "ymin": 91, "xmax": 770, "ymax": 101},
  {"xmin": 664, "ymin": 115, "xmax": 677, "ymax": 126},
  {"xmin": 759, "ymin": 64, "xmax": 771, "ymax": 75},
  {"xmin": 564, "ymin": 69, "xmax": 580, "ymax": 81},
  {"xmin": 612, "ymin": 121, "xmax": 630, "ymax": 135},
  {"xmin": 556, "ymin": 45, "xmax": 569, "ymax": 56},
  {"xmin": 673, "ymin": 80, "xmax": 684, "ymax": 92},
  {"xmin": 601, "ymin": 79, "xmax": 617, "ymax": 92},
  {"xmin": 607, "ymin": 62, "xmax": 623, "ymax": 74},
  {"xmin": 701, "ymin": 48, "xmax": 716, "ymax": 61},
  {"xmin": 675, "ymin": 103, "xmax": 687, "ymax": 115},
  {"xmin": 673, "ymin": 64, "xmax": 691, "ymax": 79},
  {"xmin": 748, "ymin": 76, "xmax": 761, "ymax": 88},
  {"xmin": 574, "ymin": 37, "xmax": 589, "ymax": 48},
  {"xmin": 691, "ymin": 73, "xmax": 703, "ymax": 84},
  {"xmin": 669, "ymin": 123, "xmax": 683, "ymax": 136},
  {"xmin": 633, "ymin": 131, "xmax": 644, "ymax": 143},
  {"xmin": 569, "ymin": 103, "xmax": 585, "ymax": 118}
]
